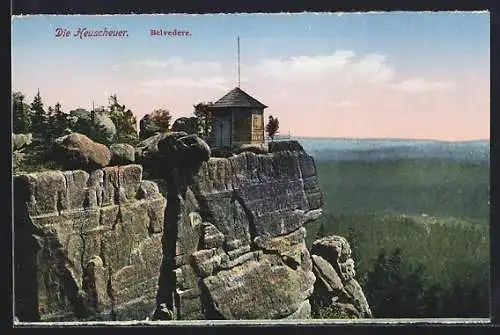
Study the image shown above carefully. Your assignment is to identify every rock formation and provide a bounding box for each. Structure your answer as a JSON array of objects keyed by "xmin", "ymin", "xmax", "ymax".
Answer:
[
  {"xmin": 171, "ymin": 117, "xmax": 199, "ymax": 135},
  {"xmin": 13, "ymin": 136, "xmax": 371, "ymax": 321},
  {"xmin": 310, "ymin": 236, "xmax": 372, "ymax": 318},
  {"xmin": 139, "ymin": 114, "xmax": 162, "ymax": 140},
  {"xmin": 12, "ymin": 133, "xmax": 33, "ymax": 169},
  {"xmin": 145, "ymin": 138, "xmax": 323, "ymax": 320},
  {"xmin": 12, "ymin": 133, "xmax": 33, "ymax": 151},
  {"xmin": 69, "ymin": 109, "xmax": 116, "ymax": 143},
  {"xmin": 110, "ymin": 143, "xmax": 136, "ymax": 165},
  {"xmin": 14, "ymin": 164, "xmax": 165, "ymax": 321},
  {"xmin": 52, "ymin": 133, "xmax": 112, "ymax": 171}
]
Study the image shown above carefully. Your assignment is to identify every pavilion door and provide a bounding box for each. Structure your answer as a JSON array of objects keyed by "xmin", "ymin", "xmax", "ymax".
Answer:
[{"xmin": 216, "ymin": 118, "xmax": 231, "ymax": 147}]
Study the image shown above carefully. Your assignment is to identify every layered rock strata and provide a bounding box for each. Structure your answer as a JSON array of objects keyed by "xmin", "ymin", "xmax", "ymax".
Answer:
[
  {"xmin": 14, "ymin": 165, "xmax": 165, "ymax": 321},
  {"xmin": 310, "ymin": 236, "xmax": 372, "ymax": 318},
  {"xmin": 14, "ymin": 137, "xmax": 372, "ymax": 321}
]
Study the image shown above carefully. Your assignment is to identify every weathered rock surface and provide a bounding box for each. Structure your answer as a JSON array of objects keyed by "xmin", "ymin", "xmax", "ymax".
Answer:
[
  {"xmin": 12, "ymin": 133, "xmax": 33, "ymax": 169},
  {"xmin": 13, "ymin": 138, "xmax": 371, "ymax": 322},
  {"xmin": 310, "ymin": 236, "xmax": 372, "ymax": 318},
  {"xmin": 171, "ymin": 117, "xmax": 199, "ymax": 134},
  {"xmin": 135, "ymin": 132, "xmax": 210, "ymax": 181},
  {"xmin": 14, "ymin": 165, "xmax": 166, "ymax": 321},
  {"xmin": 150, "ymin": 140, "xmax": 323, "ymax": 320},
  {"xmin": 110, "ymin": 143, "xmax": 135, "ymax": 165},
  {"xmin": 139, "ymin": 114, "xmax": 162, "ymax": 140},
  {"xmin": 268, "ymin": 140, "xmax": 304, "ymax": 153},
  {"xmin": 92, "ymin": 112, "xmax": 117, "ymax": 141},
  {"xmin": 53, "ymin": 132, "xmax": 111, "ymax": 170},
  {"xmin": 234, "ymin": 143, "xmax": 269, "ymax": 155},
  {"xmin": 13, "ymin": 151, "xmax": 26, "ymax": 168},
  {"xmin": 12, "ymin": 133, "xmax": 33, "ymax": 151}
]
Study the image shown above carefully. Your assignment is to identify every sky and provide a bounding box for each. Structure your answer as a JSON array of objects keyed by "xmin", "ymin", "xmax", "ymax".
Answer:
[{"xmin": 11, "ymin": 12, "xmax": 490, "ymax": 140}]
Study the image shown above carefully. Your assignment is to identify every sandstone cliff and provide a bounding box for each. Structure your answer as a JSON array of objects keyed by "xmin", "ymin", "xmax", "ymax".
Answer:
[
  {"xmin": 13, "ymin": 137, "xmax": 369, "ymax": 321},
  {"xmin": 14, "ymin": 165, "xmax": 165, "ymax": 321}
]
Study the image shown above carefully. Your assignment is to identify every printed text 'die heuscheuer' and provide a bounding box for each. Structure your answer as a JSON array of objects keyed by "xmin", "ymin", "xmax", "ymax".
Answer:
[{"xmin": 55, "ymin": 28, "xmax": 129, "ymax": 39}]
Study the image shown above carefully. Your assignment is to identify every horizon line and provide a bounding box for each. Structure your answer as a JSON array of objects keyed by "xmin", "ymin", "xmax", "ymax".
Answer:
[{"xmin": 286, "ymin": 136, "xmax": 490, "ymax": 143}]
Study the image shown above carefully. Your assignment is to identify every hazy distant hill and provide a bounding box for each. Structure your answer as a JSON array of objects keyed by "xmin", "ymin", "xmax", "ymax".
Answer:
[{"xmin": 293, "ymin": 138, "xmax": 490, "ymax": 163}]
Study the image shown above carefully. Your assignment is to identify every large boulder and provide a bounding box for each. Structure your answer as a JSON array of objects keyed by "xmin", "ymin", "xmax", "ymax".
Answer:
[
  {"xmin": 12, "ymin": 133, "xmax": 33, "ymax": 151},
  {"xmin": 310, "ymin": 236, "xmax": 372, "ymax": 318},
  {"xmin": 52, "ymin": 132, "xmax": 111, "ymax": 170},
  {"xmin": 69, "ymin": 108, "xmax": 92, "ymax": 121},
  {"xmin": 139, "ymin": 114, "xmax": 162, "ymax": 140},
  {"xmin": 135, "ymin": 132, "xmax": 210, "ymax": 180},
  {"xmin": 171, "ymin": 117, "xmax": 199, "ymax": 135},
  {"xmin": 92, "ymin": 111, "xmax": 116, "ymax": 141},
  {"xmin": 110, "ymin": 143, "xmax": 135, "ymax": 165}
]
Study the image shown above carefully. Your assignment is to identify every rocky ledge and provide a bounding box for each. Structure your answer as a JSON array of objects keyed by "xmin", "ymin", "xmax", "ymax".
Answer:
[{"xmin": 13, "ymin": 134, "xmax": 370, "ymax": 321}]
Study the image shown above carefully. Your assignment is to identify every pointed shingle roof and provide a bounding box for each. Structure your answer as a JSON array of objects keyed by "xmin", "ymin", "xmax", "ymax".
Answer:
[{"xmin": 211, "ymin": 87, "xmax": 268, "ymax": 109}]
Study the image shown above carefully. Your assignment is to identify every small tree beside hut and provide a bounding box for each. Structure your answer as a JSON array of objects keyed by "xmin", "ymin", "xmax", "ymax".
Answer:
[{"xmin": 265, "ymin": 115, "xmax": 279, "ymax": 142}]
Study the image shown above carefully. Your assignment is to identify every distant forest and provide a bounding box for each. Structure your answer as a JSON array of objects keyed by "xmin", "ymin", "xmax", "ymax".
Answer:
[{"xmin": 310, "ymin": 159, "xmax": 489, "ymax": 318}]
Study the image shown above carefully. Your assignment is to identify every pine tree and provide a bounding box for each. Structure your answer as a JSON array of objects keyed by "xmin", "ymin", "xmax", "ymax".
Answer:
[
  {"xmin": 30, "ymin": 89, "xmax": 46, "ymax": 135},
  {"xmin": 43, "ymin": 103, "xmax": 69, "ymax": 140},
  {"xmin": 193, "ymin": 102, "xmax": 213, "ymax": 138},
  {"xmin": 107, "ymin": 94, "xmax": 139, "ymax": 145},
  {"xmin": 422, "ymin": 282, "xmax": 445, "ymax": 317},
  {"xmin": 364, "ymin": 247, "xmax": 426, "ymax": 318},
  {"xmin": 150, "ymin": 109, "xmax": 172, "ymax": 132},
  {"xmin": 45, "ymin": 106, "xmax": 57, "ymax": 141},
  {"xmin": 12, "ymin": 91, "xmax": 32, "ymax": 133},
  {"xmin": 72, "ymin": 114, "xmax": 112, "ymax": 146},
  {"xmin": 265, "ymin": 115, "xmax": 279, "ymax": 141},
  {"xmin": 53, "ymin": 102, "xmax": 69, "ymax": 137}
]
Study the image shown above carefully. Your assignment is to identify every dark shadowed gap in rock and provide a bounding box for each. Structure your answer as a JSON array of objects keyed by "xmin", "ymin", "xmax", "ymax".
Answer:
[
  {"xmin": 231, "ymin": 190, "xmax": 257, "ymax": 249},
  {"xmin": 112, "ymin": 207, "xmax": 123, "ymax": 230},
  {"xmin": 107, "ymin": 266, "xmax": 117, "ymax": 320},
  {"xmin": 99, "ymin": 189, "xmax": 105, "ymax": 207},
  {"xmin": 82, "ymin": 263, "xmax": 98, "ymax": 314},
  {"xmin": 99, "ymin": 237, "xmax": 107, "ymax": 268},
  {"xmin": 51, "ymin": 238, "xmax": 90, "ymax": 320},
  {"xmin": 14, "ymin": 177, "xmax": 41, "ymax": 321},
  {"xmin": 154, "ymin": 170, "xmax": 182, "ymax": 319},
  {"xmin": 281, "ymin": 255, "xmax": 299, "ymax": 270},
  {"xmin": 78, "ymin": 227, "xmax": 86, "ymax": 289},
  {"xmin": 191, "ymin": 191, "xmax": 215, "ymax": 225},
  {"xmin": 313, "ymin": 246, "xmax": 344, "ymax": 286},
  {"xmin": 57, "ymin": 191, "xmax": 65, "ymax": 213},
  {"xmin": 14, "ymin": 221, "xmax": 40, "ymax": 320},
  {"xmin": 82, "ymin": 191, "xmax": 90, "ymax": 208},
  {"xmin": 199, "ymin": 280, "xmax": 224, "ymax": 319},
  {"xmin": 113, "ymin": 185, "xmax": 121, "ymax": 205}
]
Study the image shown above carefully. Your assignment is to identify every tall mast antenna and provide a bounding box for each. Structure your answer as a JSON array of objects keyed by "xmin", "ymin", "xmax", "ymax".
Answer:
[{"xmin": 237, "ymin": 36, "xmax": 241, "ymax": 88}]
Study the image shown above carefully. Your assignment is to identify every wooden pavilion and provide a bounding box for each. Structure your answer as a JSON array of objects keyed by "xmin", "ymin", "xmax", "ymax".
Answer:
[{"xmin": 208, "ymin": 87, "xmax": 268, "ymax": 148}]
